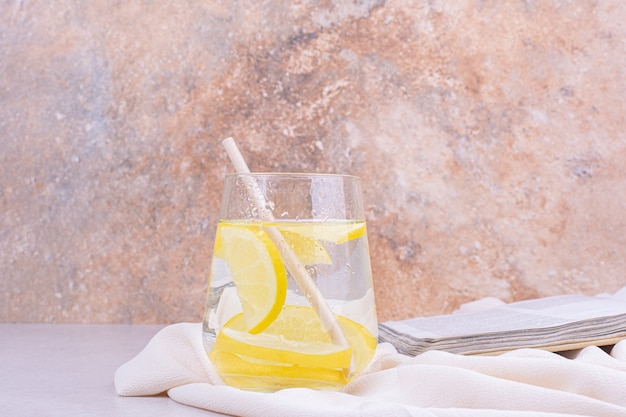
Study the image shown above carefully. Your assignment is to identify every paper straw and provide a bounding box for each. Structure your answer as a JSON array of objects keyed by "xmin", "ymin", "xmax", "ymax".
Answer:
[{"xmin": 221, "ymin": 137, "xmax": 350, "ymax": 348}]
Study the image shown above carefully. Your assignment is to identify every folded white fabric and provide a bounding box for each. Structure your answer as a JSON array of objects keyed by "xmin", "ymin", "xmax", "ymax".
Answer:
[{"xmin": 115, "ymin": 323, "xmax": 626, "ymax": 417}]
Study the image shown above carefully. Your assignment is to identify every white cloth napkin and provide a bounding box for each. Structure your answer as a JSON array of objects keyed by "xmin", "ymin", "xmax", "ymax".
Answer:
[{"xmin": 115, "ymin": 322, "xmax": 626, "ymax": 417}]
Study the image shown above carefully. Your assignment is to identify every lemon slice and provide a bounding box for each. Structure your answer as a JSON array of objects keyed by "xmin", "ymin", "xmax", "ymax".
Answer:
[
  {"xmin": 216, "ymin": 223, "xmax": 287, "ymax": 334},
  {"xmin": 209, "ymin": 350, "xmax": 349, "ymax": 390},
  {"xmin": 215, "ymin": 223, "xmax": 332, "ymax": 265},
  {"xmin": 215, "ymin": 307, "xmax": 352, "ymax": 368},
  {"xmin": 277, "ymin": 221, "xmax": 367, "ymax": 245},
  {"xmin": 209, "ymin": 306, "xmax": 378, "ymax": 391},
  {"xmin": 279, "ymin": 230, "xmax": 332, "ymax": 265}
]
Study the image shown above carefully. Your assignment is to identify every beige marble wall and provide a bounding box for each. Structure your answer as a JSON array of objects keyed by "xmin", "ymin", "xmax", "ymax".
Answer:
[{"xmin": 2, "ymin": 0, "xmax": 625, "ymax": 324}]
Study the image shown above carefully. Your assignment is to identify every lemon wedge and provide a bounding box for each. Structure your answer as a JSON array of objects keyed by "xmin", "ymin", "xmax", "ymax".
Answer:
[{"xmin": 216, "ymin": 223, "xmax": 287, "ymax": 334}]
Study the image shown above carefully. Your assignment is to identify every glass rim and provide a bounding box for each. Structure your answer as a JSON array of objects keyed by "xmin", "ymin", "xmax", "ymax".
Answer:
[{"xmin": 224, "ymin": 172, "xmax": 361, "ymax": 181}]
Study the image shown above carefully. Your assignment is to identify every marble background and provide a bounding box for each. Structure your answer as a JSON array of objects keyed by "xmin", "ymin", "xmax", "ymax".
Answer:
[{"xmin": 1, "ymin": 0, "xmax": 625, "ymax": 324}]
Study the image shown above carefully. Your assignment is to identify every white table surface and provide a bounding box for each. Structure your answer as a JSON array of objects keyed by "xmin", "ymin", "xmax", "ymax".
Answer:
[{"xmin": 0, "ymin": 323, "xmax": 226, "ymax": 417}]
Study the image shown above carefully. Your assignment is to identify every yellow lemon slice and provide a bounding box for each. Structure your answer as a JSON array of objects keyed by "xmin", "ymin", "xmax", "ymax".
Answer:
[
  {"xmin": 215, "ymin": 307, "xmax": 352, "ymax": 368},
  {"xmin": 209, "ymin": 306, "xmax": 378, "ymax": 391},
  {"xmin": 216, "ymin": 223, "xmax": 287, "ymax": 334},
  {"xmin": 209, "ymin": 350, "xmax": 349, "ymax": 391},
  {"xmin": 215, "ymin": 222, "xmax": 333, "ymax": 265},
  {"xmin": 277, "ymin": 221, "xmax": 367, "ymax": 245},
  {"xmin": 279, "ymin": 230, "xmax": 332, "ymax": 265}
]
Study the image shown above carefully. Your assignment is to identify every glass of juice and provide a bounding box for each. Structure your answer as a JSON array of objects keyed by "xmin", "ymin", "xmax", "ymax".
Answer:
[{"xmin": 202, "ymin": 173, "xmax": 378, "ymax": 392}]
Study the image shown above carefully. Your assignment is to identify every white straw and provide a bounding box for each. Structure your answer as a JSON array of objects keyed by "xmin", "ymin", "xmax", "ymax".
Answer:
[{"xmin": 221, "ymin": 137, "xmax": 350, "ymax": 349}]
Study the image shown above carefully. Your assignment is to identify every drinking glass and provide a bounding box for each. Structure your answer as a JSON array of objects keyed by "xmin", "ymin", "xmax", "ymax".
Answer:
[{"xmin": 202, "ymin": 173, "xmax": 377, "ymax": 391}]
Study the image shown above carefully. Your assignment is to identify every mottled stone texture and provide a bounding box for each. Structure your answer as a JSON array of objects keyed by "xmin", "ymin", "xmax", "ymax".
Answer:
[{"xmin": 1, "ymin": 1, "xmax": 625, "ymax": 323}]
